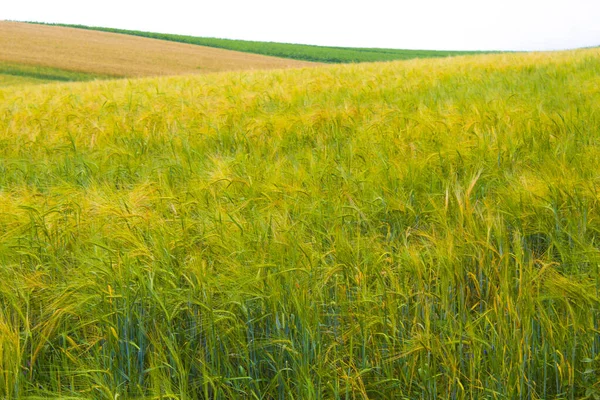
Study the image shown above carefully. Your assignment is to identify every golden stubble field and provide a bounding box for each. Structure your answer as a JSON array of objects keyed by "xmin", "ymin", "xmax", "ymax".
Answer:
[{"xmin": 0, "ymin": 21, "xmax": 319, "ymax": 77}]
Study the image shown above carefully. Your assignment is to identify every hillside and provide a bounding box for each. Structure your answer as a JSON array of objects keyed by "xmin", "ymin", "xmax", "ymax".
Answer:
[
  {"xmin": 0, "ymin": 21, "xmax": 317, "ymax": 83},
  {"xmin": 0, "ymin": 61, "xmax": 108, "ymax": 87},
  {"xmin": 32, "ymin": 22, "xmax": 490, "ymax": 63},
  {"xmin": 0, "ymin": 49, "xmax": 599, "ymax": 398}
]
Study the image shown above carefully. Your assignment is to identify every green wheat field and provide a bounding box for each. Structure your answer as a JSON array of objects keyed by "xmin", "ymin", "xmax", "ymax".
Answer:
[{"xmin": 0, "ymin": 48, "xmax": 599, "ymax": 399}]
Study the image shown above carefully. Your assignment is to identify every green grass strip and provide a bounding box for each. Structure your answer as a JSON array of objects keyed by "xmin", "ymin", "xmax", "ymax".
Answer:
[{"xmin": 0, "ymin": 62, "xmax": 111, "ymax": 83}]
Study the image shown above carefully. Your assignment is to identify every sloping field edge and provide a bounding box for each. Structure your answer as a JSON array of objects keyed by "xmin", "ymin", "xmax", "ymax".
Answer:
[{"xmin": 25, "ymin": 21, "xmax": 496, "ymax": 63}]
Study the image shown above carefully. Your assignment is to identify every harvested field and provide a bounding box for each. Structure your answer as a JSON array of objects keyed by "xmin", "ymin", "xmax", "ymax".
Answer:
[
  {"xmin": 40, "ymin": 22, "xmax": 491, "ymax": 63},
  {"xmin": 0, "ymin": 21, "xmax": 318, "ymax": 77}
]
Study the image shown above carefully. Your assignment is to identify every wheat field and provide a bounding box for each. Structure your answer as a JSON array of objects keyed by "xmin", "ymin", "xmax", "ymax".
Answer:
[
  {"xmin": 0, "ymin": 21, "xmax": 317, "ymax": 78},
  {"xmin": 36, "ymin": 22, "xmax": 487, "ymax": 64},
  {"xmin": 0, "ymin": 48, "xmax": 599, "ymax": 399}
]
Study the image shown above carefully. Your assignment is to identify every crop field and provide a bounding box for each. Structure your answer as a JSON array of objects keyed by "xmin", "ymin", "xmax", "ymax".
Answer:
[
  {"xmin": 30, "ymin": 22, "xmax": 490, "ymax": 64},
  {"xmin": 0, "ymin": 73, "xmax": 51, "ymax": 87},
  {"xmin": 0, "ymin": 62, "xmax": 109, "ymax": 87},
  {"xmin": 0, "ymin": 48, "xmax": 599, "ymax": 399},
  {"xmin": 0, "ymin": 22, "xmax": 316, "ymax": 79}
]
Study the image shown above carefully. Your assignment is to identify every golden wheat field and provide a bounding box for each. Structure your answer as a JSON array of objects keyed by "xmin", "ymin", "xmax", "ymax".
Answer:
[
  {"xmin": 0, "ymin": 47, "xmax": 599, "ymax": 399},
  {"xmin": 0, "ymin": 21, "xmax": 318, "ymax": 78}
]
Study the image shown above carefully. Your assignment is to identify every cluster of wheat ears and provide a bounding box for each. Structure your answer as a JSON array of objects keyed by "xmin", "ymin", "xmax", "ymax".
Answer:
[{"xmin": 0, "ymin": 49, "xmax": 599, "ymax": 399}]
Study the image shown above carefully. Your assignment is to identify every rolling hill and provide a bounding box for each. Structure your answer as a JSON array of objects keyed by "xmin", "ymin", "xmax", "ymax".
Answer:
[
  {"xmin": 0, "ymin": 21, "xmax": 318, "ymax": 85},
  {"xmin": 30, "ymin": 21, "xmax": 491, "ymax": 63},
  {"xmin": 0, "ymin": 47, "xmax": 599, "ymax": 398}
]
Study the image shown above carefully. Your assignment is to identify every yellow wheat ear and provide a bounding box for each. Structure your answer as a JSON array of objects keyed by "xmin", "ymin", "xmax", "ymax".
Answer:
[{"xmin": 0, "ymin": 46, "xmax": 599, "ymax": 398}]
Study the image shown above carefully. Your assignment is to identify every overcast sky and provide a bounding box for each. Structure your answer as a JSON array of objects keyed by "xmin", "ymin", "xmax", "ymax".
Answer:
[{"xmin": 3, "ymin": 0, "xmax": 600, "ymax": 51}]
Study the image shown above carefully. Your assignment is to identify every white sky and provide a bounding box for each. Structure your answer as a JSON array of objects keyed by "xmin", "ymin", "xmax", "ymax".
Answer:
[{"xmin": 3, "ymin": 0, "xmax": 600, "ymax": 51}]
